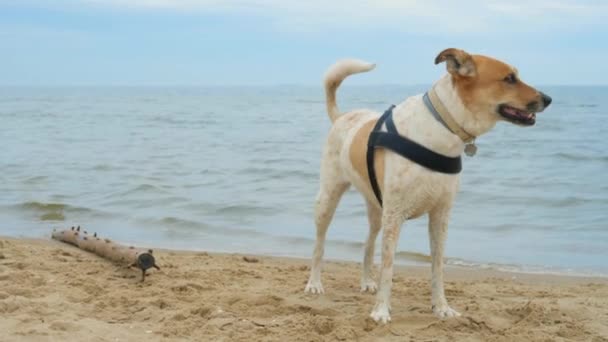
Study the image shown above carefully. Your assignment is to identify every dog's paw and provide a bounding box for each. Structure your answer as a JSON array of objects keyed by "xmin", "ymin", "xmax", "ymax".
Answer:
[
  {"xmin": 360, "ymin": 279, "xmax": 378, "ymax": 293},
  {"xmin": 432, "ymin": 304, "xmax": 461, "ymax": 319},
  {"xmin": 370, "ymin": 302, "xmax": 391, "ymax": 324},
  {"xmin": 304, "ymin": 279, "xmax": 324, "ymax": 294}
]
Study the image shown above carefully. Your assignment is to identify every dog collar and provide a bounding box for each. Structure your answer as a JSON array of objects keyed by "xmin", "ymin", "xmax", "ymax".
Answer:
[{"xmin": 423, "ymin": 87, "xmax": 477, "ymax": 156}]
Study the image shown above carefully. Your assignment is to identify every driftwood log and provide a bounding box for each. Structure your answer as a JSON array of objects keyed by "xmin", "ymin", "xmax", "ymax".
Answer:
[{"xmin": 51, "ymin": 226, "xmax": 160, "ymax": 282}]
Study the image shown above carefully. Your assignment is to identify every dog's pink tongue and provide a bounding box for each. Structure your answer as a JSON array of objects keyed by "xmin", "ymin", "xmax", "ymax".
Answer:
[
  {"xmin": 505, "ymin": 106, "xmax": 528, "ymax": 118},
  {"xmin": 505, "ymin": 107, "xmax": 518, "ymax": 116}
]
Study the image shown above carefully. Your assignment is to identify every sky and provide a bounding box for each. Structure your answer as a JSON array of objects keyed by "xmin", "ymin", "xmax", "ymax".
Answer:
[{"xmin": 1, "ymin": 0, "xmax": 607, "ymax": 86}]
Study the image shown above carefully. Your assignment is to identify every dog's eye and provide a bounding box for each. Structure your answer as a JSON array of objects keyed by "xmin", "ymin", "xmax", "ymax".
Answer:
[{"xmin": 503, "ymin": 73, "xmax": 517, "ymax": 84}]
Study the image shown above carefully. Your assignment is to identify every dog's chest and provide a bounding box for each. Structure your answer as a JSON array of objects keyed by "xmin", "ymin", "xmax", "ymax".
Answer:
[
  {"xmin": 381, "ymin": 99, "xmax": 462, "ymax": 217},
  {"xmin": 384, "ymin": 159, "xmax": 459, "ymax": 219}
]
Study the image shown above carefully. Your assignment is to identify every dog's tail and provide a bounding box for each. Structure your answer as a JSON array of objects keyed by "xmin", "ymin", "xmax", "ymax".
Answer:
[{"xmin": 324, "ymin": 59, "xmax": 376, "ymax": 123}]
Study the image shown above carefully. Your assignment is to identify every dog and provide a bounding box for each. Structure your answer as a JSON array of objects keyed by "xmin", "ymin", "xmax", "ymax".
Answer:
[{"xmin": 304, "ymin": 48, "xmax": 552, "ymax": 323}]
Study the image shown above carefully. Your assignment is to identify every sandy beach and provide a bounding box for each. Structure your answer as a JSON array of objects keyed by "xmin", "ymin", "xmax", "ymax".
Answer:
[{"xmin": 1, "ymin": 237, "xmax": 607, "ymax": 341}]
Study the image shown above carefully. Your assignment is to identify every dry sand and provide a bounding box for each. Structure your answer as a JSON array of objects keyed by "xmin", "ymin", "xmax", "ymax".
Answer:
[{"xmin": 0, "ymin": 237, "xmax": 607, "ymax": 342}]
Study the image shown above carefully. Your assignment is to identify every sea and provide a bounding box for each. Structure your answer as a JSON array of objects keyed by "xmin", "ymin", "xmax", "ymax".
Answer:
[{"xmin": 1, "ymin": 85, "xmax": 607, "ymax": 276}]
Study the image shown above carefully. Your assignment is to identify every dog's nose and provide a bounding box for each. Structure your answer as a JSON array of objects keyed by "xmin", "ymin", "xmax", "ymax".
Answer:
[{"xmin": 540, "ymin": 92, "xmax": 552, "ymax": 107}]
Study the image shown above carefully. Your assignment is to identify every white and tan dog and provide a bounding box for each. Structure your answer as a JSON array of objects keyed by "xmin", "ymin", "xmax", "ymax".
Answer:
[{"xmin": 304, "ymin": 48, "xmax": 552, "ymax": 323}]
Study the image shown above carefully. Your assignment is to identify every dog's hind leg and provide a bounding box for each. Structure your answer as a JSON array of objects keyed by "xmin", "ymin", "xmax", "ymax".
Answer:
[
  {"xmin": 305, "ymin": 181, "xmax": 349, "ymax": 294},
  {"xmin": 428, "ymin": 204, "xmax": 461, "ymax": 318},
  {"xmin": 361, "ymin": 200, "xmax": 381, "ymax": 293}
]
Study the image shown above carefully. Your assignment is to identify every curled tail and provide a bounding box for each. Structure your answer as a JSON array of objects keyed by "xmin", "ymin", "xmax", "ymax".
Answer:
[{"xmin": 324, "ymin": 59, "xmax": 376, "ymax": 123}]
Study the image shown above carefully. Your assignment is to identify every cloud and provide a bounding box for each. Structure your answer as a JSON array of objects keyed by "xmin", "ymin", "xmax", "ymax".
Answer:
[{"xmin": 8, "ymin": 0, "xmax": 608, "ymax": 34}]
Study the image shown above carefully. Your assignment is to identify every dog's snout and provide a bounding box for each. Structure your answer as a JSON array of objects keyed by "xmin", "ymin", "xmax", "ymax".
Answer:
[
  {"xmin": 526, "ymin": 101, "xmax": 540, "ymax": 112},
  {"xmin": 540, "ymin": 92, "xmax": 552, "ymax": 107}
]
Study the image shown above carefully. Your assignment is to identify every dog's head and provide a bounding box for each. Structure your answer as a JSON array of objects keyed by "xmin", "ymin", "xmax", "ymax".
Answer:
[{"xmin": 435, "ymin": 48, "xmax": 551, "ymax": 126}]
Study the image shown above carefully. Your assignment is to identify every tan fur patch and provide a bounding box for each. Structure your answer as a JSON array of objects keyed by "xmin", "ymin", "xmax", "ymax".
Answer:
[
  {"xmin": 349, "ymin": 120, "xmax": 385, "ymax": 197},
  {"xmin": 453, "ymin": 55, "xmax": 540, "ymax": 113}
]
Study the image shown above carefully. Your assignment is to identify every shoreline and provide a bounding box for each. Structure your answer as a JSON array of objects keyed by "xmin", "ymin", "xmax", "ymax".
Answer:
[
  {"xmin": 6, "ymin": 228, "xmax": 607, "ymax": 279},
  {"xmin": 1, "ymin": 236, "xmax": 607, "ymax": 341}
]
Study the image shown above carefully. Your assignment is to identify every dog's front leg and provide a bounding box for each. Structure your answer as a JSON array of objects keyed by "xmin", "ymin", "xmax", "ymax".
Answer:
[
  {"xmin": 428, "ymin": 205, "xmax": 461, "ymax": 319},
  {"xmin": 370, "ymin": 211, "xmax": 405, "ymax": 324}
]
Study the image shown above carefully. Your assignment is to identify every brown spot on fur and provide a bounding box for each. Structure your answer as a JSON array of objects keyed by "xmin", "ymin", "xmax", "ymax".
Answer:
[
  {"xmin": 349, "ymin": 120, "xmax": 385, "ymax": 197},
  {"xmin": 451, "ymin": 54, "xmax": 541, "ymax": 114}
]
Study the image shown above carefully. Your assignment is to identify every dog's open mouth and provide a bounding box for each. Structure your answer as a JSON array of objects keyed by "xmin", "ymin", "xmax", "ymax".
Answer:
[{"xmin": 498, "ymin": 104, "xmax": 536, "ymax": 126}]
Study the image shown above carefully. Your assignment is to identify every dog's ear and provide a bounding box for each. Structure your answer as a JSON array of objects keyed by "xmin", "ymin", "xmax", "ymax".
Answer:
[{"xmin": 435, "ymin": 48, "xmax": 476, "ymax": 77}]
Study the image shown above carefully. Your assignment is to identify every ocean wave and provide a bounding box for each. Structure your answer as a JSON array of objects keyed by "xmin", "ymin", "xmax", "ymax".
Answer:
[
  {"xmin": 444, "ymin": 258, "xmax": 607, "ymax": 278},
  {"xmin": 237, "ymin": 167, "xmax": 317, "ymax": 181},
  {"xmin": 395, "ymin": 250, "xmax": 432, "ymax": 263},
  {"xmin": 158, "ymin": 216, "xmax": 211, "ymax": 229},
  {"xmin": 108, "ymin": 184, "xmax": 171, "ymax": 198},
  {"xmin": 6, "ymin": 201, "xmax": 108, "ymax": 221},
  {"xmin": 103, "ymin": 196, "xmax": 190, "ymax": 209},
  {"xmin": 294, "ymin": 99, "xmax": 323, "ymax": 104},
  {"xmin": 551, "ymin": 196, "xmax": 608, "ymax": 208},
  {"xmin": 553, "ymin": 152, "xmax": 608, "ymax": 162},
  {"xmin": 266, "ymin": 170, "xmax": 317, "ymax": 181},
  {"xmin": 281, "ymin": 236, "xmax": 364, "ymax": 251},
  {"xmin": 140, "ymin": 216, "xmax": 263, "ymax": 237},
  {"xmin": 215, "ymin": 204, "xmax": 276, "ymax": 216},
  {"xmin": 17, "ymin": 201, "xmax": 90, "ymax": 213},
  {"xmin": 271, "ymin": 235, "xmax": 607, "ymax": 277},
  {"xmin": 181, "ymin": 180, "xmax": 222, "ymax": 189},
  {"xmin": 395, "ymin": 251, "xmax": 608, "ymax": 277},
  {"xmin": 237, "ymin": 167, "xmax": 276, "ymax": 175},
  {"xmin": 462, "ymin": 191, "xmax": 608, "ymax": 208},
  {"xmin": 91, "ymin": 164, "xmax": 122, "ymax": 171},
  {"xmin": 150, "ymin": 116, "xmax": 220, "ymax": 126},
  {"xmin": 21, "ymin": 176, "xmax": 49, "ymax": 184},
  {"xmin": 235, "ymin": 166, "xmax": 317, "ymax": 181},
  {"xmin": 179, "ymin": 202, "xmax": 278, "ymax": 217},
  {"xmin": 260, "ymin": 157, "xmax": 312, "ymax": 165}
]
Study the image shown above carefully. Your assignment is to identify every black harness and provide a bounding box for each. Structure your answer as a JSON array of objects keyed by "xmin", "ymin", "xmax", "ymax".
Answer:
[{"xmin": 366, "ymin": 104, "xmax": 462, "ymax": 206}]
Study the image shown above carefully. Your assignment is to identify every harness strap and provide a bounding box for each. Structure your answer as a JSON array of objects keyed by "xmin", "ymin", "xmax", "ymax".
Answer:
[
  {"xmin": 366, "ymin": 105, "xmax": 462, "ymax": 206},
  {"xmin": 366, "ymin": 106, "xmax": 395, "ymax": 207}
]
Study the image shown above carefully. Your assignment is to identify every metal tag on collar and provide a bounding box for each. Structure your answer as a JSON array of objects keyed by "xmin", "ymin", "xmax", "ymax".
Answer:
[{"xmin": 464, "ymin": 140, "xmax": 477, "ymax": 157}]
